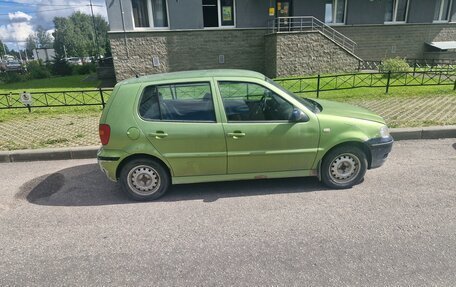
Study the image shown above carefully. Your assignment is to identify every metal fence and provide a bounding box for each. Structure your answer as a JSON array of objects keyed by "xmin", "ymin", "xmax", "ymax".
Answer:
[
  {"xmin": 359, "ymin": 59, "xmax": 456, "ymax": 73},
  {"xmin": 0, "ymin": 88, "xmax": 113, "ymax": 110},
  {"xmin": 274, "ymin": 71, "xmax": 456, "ymax": 97},
  {"xmin": 1, "ymin": 71, "xmax": 455, "ymax": 110}
]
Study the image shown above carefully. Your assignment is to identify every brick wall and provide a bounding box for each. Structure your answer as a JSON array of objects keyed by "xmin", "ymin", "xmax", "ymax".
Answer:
[{"xmin": 109, "ymin": 29, "xmax": 266, "ymax": 81}]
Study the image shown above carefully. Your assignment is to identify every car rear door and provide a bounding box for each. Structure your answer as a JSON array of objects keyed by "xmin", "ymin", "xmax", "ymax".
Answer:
[{"xmin": 135, "ymin": 79, "xmax": 227, "ymax": 177}]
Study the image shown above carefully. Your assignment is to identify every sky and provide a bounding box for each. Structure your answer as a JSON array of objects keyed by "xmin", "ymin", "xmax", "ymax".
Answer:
[{"xmin": 0, "ymin": 0, "xmax": 108, "ymax": 51}]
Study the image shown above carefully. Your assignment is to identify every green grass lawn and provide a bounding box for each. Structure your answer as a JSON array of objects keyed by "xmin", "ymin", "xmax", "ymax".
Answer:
[
  {"xmin": 298, "ymin": 85, "xmax": 455, "ymax": 101},
  {"xmin": 0, "ymin": 74, "xmax": 102, "ymax": 122},
  {"xmin": 0, "ymin": 74, "xmax": 100, "ymax": 94}
]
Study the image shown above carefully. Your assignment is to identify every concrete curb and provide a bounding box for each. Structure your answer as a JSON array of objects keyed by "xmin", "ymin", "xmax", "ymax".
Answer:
[
  {"xmin": 0, "ymin": 146, "xmax": 99, "ymax": 163},
  {"xmin": 0, "ymin": 126, "xmax": 455, "ymax": 163},
  {"xmin": 390, "ymin": 125, "xmax": 456, "ymax": 141}
]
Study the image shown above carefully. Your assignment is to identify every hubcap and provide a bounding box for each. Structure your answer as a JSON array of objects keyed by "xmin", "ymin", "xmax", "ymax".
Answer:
[
  {"xmin": 329, "ymin": 153, "xmax": 361, "ymax": 184},
  {"xmin": 127, "ymin": 165, "xmax": 160, "ymax": 195}
]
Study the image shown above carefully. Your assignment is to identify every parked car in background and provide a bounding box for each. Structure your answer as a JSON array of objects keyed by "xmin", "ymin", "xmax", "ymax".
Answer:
[
  {"xmin": 66, "ymin": 57, "xmax": 82, "ymax": 65},
  {"xmin": 5, "ymin": 60, "xmax": 24, "ymax": 72},
  {"xmin": 98, "ymin": 69, "xmax": 393, "ymax": 201}
]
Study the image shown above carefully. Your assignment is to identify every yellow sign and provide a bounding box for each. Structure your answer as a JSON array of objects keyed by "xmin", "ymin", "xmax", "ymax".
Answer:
[{"xmin": 269, "ymin": 7, "xmax": 275, "ymax": 16}]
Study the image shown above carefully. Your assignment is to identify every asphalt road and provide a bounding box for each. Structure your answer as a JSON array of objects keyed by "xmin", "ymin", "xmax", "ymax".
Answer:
[{"xmin": 0, "ymin": 139, "xmax": 455, "ymax": 286}]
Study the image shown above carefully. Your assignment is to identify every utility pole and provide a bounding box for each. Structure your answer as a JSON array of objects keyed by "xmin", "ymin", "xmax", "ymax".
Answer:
[{"xmin": 89, "ymin": 0, "xmax": 101, "ymax": 59}]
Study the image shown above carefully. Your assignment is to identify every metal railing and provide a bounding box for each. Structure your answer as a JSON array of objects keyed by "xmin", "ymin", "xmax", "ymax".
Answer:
[
  {"xmin": 267, "ymin": 16, "xmax": 357, "ymax": 54},
  {"xmin": 0, "ymin": 88, "xmax": 113, "ymax": 110}
]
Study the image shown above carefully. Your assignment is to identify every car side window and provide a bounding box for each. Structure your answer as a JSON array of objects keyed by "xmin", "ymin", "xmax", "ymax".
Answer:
[
  {"xmin": 139, "ymin": 82, "xmax": 216, "ymax": 122},
  {"xmin": 218, "ymin": 81, "xmax": 294, "ymax": 122}
]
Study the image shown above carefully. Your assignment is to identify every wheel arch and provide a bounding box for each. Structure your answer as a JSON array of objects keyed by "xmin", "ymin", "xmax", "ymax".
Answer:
[
  {"xmin": 115, "ymin": 153, "xmax": 172, "ymax": 180},
  {"xmin": 318, "ymin": 141, "xmax": 372, "ymax": 180}
]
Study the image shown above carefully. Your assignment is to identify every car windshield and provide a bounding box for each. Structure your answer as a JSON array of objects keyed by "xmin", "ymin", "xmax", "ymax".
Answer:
[{"xmin": 266, "ymin": 77, "xmax": 321, "ymax": 113}]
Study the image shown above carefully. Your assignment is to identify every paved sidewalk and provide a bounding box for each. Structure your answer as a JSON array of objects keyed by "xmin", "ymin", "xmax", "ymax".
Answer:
[{"xmin": 0, "ymin": 95, "xmax": 455, "ymax": 152}]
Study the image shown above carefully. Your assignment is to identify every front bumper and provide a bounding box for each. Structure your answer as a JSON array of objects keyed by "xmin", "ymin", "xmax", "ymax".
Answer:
[{"xmin": 366, "ymin": 136, "xmax": 394, "ymax": 169}]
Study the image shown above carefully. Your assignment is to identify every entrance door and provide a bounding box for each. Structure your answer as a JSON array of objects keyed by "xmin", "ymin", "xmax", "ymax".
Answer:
[{"xmin": 276, "ymin": 0, "xmax": 292, "ymax": 30}]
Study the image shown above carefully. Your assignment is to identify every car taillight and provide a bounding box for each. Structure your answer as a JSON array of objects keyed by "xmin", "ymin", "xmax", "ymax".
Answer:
[{"xmin": 99, "ymin": 124, "xmax": 111, "ymax": 145}]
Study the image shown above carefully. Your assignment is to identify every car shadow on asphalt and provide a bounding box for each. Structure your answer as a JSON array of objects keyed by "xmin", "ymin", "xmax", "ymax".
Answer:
[{"xmin": 18, "ymin": 163, "xmax": 330, "ymax": 207}]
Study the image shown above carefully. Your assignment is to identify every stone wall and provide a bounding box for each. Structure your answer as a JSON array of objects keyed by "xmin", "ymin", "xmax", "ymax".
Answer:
[
  {"xmin": 108, "ymin": 24, "xmax": 456, "ymax": 81},
  {"xmin": 109, "ymin": 29, "xmax": 266, "ymax": 81},
  {"xmin": 335, "ymin": 23, "xmax": 456, "ymax": 60},
  {"xmin": 265, "ymin": 32, "xmax": 360, "ymax": 78}
]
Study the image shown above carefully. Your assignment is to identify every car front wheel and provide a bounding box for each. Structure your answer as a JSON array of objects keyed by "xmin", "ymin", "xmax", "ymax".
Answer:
[
  {"xmin": 120, "ymin": 158, "xmax": 170, "ymax": 201},
  {"xmin": 321, "ymin": 146, "xmax": 367, "ymax": 189}
]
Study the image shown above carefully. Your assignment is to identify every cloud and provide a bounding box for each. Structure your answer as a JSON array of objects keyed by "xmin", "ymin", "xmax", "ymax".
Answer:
[
  {"xmin": 8, "ymin": 11, "xmax": 33, "ymax": 23},
  {"xmin": 0, "ymin": 22, "xmax": 34, "ymax": 43}
]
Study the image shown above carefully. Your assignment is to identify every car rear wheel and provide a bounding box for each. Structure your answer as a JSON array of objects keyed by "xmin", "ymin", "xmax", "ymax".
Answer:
[
  {"xmin": 321, "ymin": 146, "xmax": 367, "ymax": 189},
  {"xmin": 120, "ymin": 158, "xmax": 170, "ymax": 201}
]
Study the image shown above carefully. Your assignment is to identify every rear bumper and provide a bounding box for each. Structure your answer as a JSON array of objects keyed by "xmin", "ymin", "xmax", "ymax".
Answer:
[
  {"xmin": 366, "ymin": 136, "xmax": 394, "ymax": 169},
  {"xmin": 97, "ymin": 148, "xmax": 125, "ymax": 182}
]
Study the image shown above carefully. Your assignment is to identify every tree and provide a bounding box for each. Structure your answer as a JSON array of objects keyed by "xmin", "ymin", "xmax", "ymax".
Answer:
[
  {"xmin": 36, "ymin": 25, "xmax": 53, "ymax": 48},
  {"xmin": 0, "ymin": 39, "xmax": 8, "ymax": 58},
  {"xmin": 25, "ymin": 34, "xmax": 37, "ymax": 58},
  {"xmin": 53, "ymin": 12, "xmax": 110, "ymax": 59}
]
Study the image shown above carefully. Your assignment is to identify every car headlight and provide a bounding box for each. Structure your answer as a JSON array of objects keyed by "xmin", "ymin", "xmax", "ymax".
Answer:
[{"xmin": 380, "ymin": 126, "xmax": 390, "ymax": 138}]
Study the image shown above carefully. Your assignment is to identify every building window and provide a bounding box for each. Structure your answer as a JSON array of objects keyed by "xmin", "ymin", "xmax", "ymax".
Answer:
[
  {"xmin": 433, "ymin": 0, "xmax": 453, "ymax": 22},
  {"xmin": 325, "ymin": 0, "xmax": 346, "ymax": 24},
  {"xmin": 203, "ymin": 0, "xmax": 235, "ymax": 28},
  {"xmin": 132, "ymin": 0, "xmax": 168, "ymax": 28},
  {"xmin": 385, "ymin": 0, "xmax": 409, "ymax": 23}
]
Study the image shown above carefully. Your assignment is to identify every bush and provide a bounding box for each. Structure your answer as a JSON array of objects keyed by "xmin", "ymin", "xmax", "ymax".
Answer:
[
  {"xmin": 0, "ymin": 72, "xmax": 29, "ymax": 84},
  {"xmin": 74, "ymin": 63, "xmax": 96, "ymax": 75},
  {"xmin": 379, "ymin": 58, "xmax": 410, "ymax": 73},
  {"xmin": 52, "ymin": 58, "xmax": 73, "ymax": 76},
  {"xmin": 26, "ymin": 61, "xmax": 51, "ymax": 79}
]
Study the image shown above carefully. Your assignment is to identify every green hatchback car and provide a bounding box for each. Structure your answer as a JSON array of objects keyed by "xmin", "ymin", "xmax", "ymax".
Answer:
[{"xmin": 98, "ymin": 69, "xmax": 393, "ymax": 201}]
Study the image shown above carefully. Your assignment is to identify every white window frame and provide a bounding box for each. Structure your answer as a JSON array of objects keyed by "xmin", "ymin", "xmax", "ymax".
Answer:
[
  {"xmin": 433, "ymin": 0, "xmax": 453, "ymax": 23},
  {"xmin": 203, "ymin": 0, "xmax": 236, "ymax": 29},
  {"xmin": 131, "ymin": 0, "xmax": 170, "ymax": 30},
  {"xmin": 325, "ymin": 0, "xmax": 348, "ymax": 26},
  {"xmin": 384, "ymin": 0, "xmax": 409, "ymax": 24}
]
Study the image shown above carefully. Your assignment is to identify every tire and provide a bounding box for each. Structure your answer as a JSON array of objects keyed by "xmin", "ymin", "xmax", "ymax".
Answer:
[
  {"xmin": 321, "ymin": 146, "xmax": 367, "ymax": 189},
  {"xmin": 120, "ymin": 158, "xmax": 170, "ymax": 201}
]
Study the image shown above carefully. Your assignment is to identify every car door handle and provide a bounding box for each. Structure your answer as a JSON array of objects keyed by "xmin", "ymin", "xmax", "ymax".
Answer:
[
  {"xmin": 148, "ymin": 131, "xmax": 168, "ymax": 139},
  {"xmin": 227, "ymin": 132, "xmax": 246, "ymax": 139}
]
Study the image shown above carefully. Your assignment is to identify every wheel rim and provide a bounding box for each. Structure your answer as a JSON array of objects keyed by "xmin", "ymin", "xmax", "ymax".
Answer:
[
  {"xmin": 328, "ymin": 153, "xmax": 361, "ymax": 184},
  {"xmin": 127, "ymin": 165, "xmax": 161, "ymax": 196}
]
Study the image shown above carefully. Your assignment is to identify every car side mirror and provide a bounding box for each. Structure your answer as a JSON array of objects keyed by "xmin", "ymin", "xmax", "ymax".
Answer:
[{"xmin": 290, "ymin": 108, "xmax": 309, "ymax": 123}]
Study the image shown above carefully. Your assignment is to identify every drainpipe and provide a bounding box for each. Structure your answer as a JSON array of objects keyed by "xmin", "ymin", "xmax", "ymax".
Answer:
[{"xmin": 119, "ymin": 0, "xmax": 130, "ymax": 58}]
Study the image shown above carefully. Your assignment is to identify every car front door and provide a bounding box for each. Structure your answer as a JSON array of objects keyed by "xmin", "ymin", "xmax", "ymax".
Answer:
[
  {"xmin": 135, "ymin": 80, "xmax": 226, "ymax": 177},
  {"xmin": 217, "ymin": 80, "xmax": 320, "ymax": 174}
]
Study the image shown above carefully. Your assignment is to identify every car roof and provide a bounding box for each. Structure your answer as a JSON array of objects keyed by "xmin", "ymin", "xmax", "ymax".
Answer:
[{"xmin": 119, "ymin": 69, "xmax": 266, "ymax": 85}]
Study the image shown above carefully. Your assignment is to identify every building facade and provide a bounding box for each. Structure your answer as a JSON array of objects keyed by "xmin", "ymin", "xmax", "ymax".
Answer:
[{"xmin": 106, "ymin": 0, "xmax": 456, "ymax": 80}]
